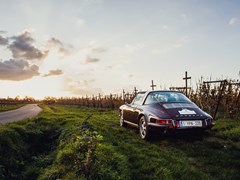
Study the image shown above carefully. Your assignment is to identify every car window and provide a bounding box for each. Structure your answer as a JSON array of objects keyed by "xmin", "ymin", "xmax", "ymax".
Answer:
[
  {"xmin": 131, "ymin": 93, "xmax": 145, "ymax": 105},
  {"xmin": 145, "ymin": 93, "xmax": 159, "ymax": 104},
  {"xmin": 144, "ymin": 91, "xmax": 190, "ymax": 105}
]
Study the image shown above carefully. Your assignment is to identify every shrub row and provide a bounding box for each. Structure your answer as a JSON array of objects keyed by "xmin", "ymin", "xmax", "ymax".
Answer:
[{"xmin": 0, "ymin": 117, "xmax": 61, "ymax": 179}]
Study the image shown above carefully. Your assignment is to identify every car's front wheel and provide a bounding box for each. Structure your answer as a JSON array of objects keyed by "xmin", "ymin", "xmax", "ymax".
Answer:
[
  {"xmin": 139, "ymin": 116, "xmax": 150, "ymax": 140},
  {"xmin": 120, "ymin": 111, "xmax": 127, "ymax": 127}
]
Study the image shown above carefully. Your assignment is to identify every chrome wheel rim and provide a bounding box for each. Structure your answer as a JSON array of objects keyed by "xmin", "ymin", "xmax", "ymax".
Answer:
[
  {"xmin": 139, "ymin": 118, "xmax": 147, "ymax": 138},
  {"xmin": 120, "ymin": 112, "xmax": 124, "ymax": 126}
]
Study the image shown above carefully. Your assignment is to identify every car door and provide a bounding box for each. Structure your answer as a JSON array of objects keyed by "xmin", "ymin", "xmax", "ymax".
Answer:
[
  {"xmin": 125, "ymin": 93, "xmax": 145, "ymax": 124},
  {"xmin": 122, "ymin": 103, "xmax": 134, "ymax": 122}
]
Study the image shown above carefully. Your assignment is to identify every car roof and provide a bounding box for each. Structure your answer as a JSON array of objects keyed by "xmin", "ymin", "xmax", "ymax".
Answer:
[{"xmin": 137, "ymin": 90, "xmax": 182, "ymax": 94}]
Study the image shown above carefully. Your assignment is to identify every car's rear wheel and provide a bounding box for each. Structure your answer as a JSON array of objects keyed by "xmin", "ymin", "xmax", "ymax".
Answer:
[
  {"xmin": 120, "ymin": 111, "xmax": 127, "ymax": 127},
  {"xmin": 139, "ymin": 116, "xmax": 150, "ymax": 140}
]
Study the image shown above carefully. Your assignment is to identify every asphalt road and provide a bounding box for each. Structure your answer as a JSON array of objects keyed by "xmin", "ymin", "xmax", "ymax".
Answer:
[{"xmin": 0, "ymin": 104, "xmax": 42, "ymax": 125}]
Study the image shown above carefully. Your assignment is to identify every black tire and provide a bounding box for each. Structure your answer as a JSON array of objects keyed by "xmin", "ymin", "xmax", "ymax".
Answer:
[
  {"xmin": 120, "ymin": 111, "xmax": 127, "ymax": 127},
  {"xmin": 139, "ymin": 116, "xmax": 151, "ymax": 140}
]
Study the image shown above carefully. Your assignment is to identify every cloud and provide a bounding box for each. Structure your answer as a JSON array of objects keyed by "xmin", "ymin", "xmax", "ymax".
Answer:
[
  {"xmin": 91, "ymin": 47, "xmax": 107, "ymax": 53},
  {"xmin": 58, "ymin": 47, "xmax": 72, "ymax": 56},
  {"xmin": 47, "ymin": 37, "xmax": 72, "ymax": 56},
  {"xmin": 8, "ymin": 31, "xmax": 48, "ymax": 60},
  {"xmin": 0, "ymin": 59, "xmax": 40, "ymax": 81},
  {"xmin": 47, "ymin": 37, "xmax": 63, "ymax": 47},
  {"xmin": 66, "ymin": 86, "xmax": 103, "ymax": 96},
  {"xmin": 0, "ymin": 31, "xmax": 7, "ymax": 34},
  {"xmin": 107, "ymin": 65, "xmax": 114, "ymax": 69},
  {"xmin": 229, "ymin": 17, "xmax": 238, "ymax": 25},
  {"xmin": 64, "ymin": 78, "xmax": 103, "ymax": 96},
  {"xmin": 128, "ymin": 74, "xmax": 133, "ymax": 78},
  {"xmin": 106, "ymin": 64, "xmax": 119, "ymax": 70},
  {"xmin": 125, "ymin": 44, "xmax": 145, "ymax": 53},
  {"xmin": 84, "ymin": 56, "xmax": 100, "ymax": 64},
  {"xmin": 0, "ymin": 35, "xmax": 8, "ymax": 46},
  {"xmin": 43, "ymin": 69, "xmax": 63, "ymax": 77}
]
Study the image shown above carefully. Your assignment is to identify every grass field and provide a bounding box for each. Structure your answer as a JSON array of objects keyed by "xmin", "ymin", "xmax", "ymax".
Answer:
[
  {"xmin": 0, "ymin": 105, "xmax": 240, "ymax": 179},
  {"xmin": 0, "ymin": 104, "xmax": 25, "ymax": 112}
]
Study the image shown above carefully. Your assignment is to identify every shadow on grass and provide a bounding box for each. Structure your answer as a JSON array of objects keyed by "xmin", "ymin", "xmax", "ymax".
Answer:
[
  {"xmin": 148, "ymin": 130, "xmax": 240, "ymax": 180},
  {"xmin": 121, "ymin": 125, "xmax": 240, "ymax": 179},
  {"xmin": 150, "ymin": 129, "xmax": 207, "ymax": 142}
]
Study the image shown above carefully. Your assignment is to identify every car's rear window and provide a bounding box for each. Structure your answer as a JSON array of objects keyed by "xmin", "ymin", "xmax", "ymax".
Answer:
[{"xmin": 144, "ymin": 91, "xmax": 190, "ymax": 105}]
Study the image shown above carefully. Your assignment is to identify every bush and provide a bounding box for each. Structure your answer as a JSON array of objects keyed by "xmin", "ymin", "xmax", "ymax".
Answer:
[
  {"xmin": 0, "ymin": 116, "xmax": 61, "ymax": 179},
  {"xmin": 43, "ymin": 117, "xmax": 103, "ymax": 179},
  {"xmin": 0, "ymin": 126, "xmax": 28, "ymax": 179}
]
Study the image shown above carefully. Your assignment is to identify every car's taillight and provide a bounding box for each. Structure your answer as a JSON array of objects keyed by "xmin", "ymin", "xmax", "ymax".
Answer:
[
  {"xmin": 176, "ymin": 121, "xmax": 180, "ymax": 128},
  {"xmin": 156, "ymin": 119, "xmax": 172, "ymax": 125}
]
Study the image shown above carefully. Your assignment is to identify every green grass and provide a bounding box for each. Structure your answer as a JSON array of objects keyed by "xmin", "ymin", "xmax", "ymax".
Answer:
[
  {"xmin": 213, "ymin": 119, "xmax": 240, "ymax": 141},
  {"xmin": 0, "ymin": 105, "xmax": 240, "ymax": 179},
  {"xmin": 0, "ymin": 104, "xmax": 25, "ymax": 112}
]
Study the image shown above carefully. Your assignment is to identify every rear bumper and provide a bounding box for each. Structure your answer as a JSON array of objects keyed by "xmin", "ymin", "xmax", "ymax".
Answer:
[{"xmin": 148, "ymin": 121, "xmax": 214, "ymax": 131}]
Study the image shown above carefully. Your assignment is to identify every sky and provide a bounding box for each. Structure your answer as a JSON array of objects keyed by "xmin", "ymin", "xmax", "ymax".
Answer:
[{"xmin": 1, "ymin": 0, "xmax": 240, "ymax": 99}]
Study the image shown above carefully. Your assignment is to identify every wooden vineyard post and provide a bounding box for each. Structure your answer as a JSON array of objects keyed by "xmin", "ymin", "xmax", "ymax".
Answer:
[
  {"xmin": 183, "ymin": 71, "xmax": 191, "ymax": 97},
  {"xmin": 214, "ymin": 80, "xmax": 227, "ymax": 120},
  {"xmin": 150, "ymin": 80, "xmax": 156, "ymax": 90},
  {"xmin": 236, "ymin": 91, "xmax": 240, "ymax": 107},
  {"xmin": 227, "ymin": 81, "xmax": 240, "ymax": 117},
  {"xmin": 234, "ymin": 89, "xmax": 240, "ymax": 118},
  {"xmin": 123, "ymin": 89, "xmax": 125, "ymax": 102},
  {"xmin": 203, "ymin": 80, "xmax": 227, "ymax": 119},
  {"xmin": 92, "ymin": 95, "xmax": 96, "ymax": 108},
  {"xmin": 98, "ymin": 93, "xmax": 102, "ymax": 108},
  {"xmin": 110, "ymin": 94, "xmax": 114, "ymax": 109},
  {"xmin": 134, "ymin": 87, "xmax": 138, "ymax": 96}
]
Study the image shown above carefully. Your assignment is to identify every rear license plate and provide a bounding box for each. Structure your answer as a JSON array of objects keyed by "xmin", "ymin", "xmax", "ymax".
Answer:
[{"xmin": 179, "ymin": 120, "xmax": 202, "ymax": 127}]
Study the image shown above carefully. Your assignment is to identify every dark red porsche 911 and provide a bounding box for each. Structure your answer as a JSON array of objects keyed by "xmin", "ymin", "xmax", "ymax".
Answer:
[{"xmin": 119, "ymin": 90, "xmax": 214, "ymax": 140}]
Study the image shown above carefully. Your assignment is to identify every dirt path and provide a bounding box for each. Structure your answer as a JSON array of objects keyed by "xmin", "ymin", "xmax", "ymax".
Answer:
[{"xmin": 0, "ymin": 104, "xmax": 42, "ymax": 125}]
